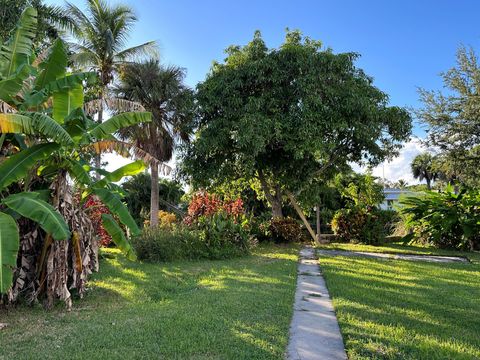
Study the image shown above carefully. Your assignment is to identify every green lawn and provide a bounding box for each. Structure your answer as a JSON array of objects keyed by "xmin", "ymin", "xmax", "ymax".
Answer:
[
  {"xmin": 0, "ymin": 244, "xmax": 298, "ymax": 360},
  {"xmin": 319, "ymin": 244, "xmax": 480, "ymax": 359}
]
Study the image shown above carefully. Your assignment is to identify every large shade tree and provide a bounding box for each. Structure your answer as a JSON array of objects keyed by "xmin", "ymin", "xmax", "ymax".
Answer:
[
  {"xmin": 115, "ymin": 60, "xmax": 194, "ymax": 226},
  {"xmin": 66, "ymin": 0, "xmax": 158, "ymax": 173},
  {"xmin": 181, "ymin": 30, "xmax": 412, "ymax": 241}
]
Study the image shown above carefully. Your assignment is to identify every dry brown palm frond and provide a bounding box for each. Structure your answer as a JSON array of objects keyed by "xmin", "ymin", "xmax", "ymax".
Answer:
[
  {"xmin": 0, "ymin": 100, "xmax": 17, "ymax": 113},
  {"xmin": 87, "ymin": 140, "xmax": 172, "ymax": 175},
  {"xmin": 83, "ymin": 97, "xmax": 146, "ymax": 116}
]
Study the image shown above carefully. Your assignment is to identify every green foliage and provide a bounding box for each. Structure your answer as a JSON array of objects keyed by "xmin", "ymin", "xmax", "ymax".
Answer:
[
  {"xmin": 332, "ymin": 207, "xmax": 396, "ymax": 245},
  {"xmin": 121, "ymin": 173, "xmax": 185, "ymax": 223},
  {"xmin": 2, "ymin": 192, "xmax": 71, "ymax": 240},
  {"xmin": 101, "ymin": 214, "xmax": 136, "ymax": 261},
  {"xmin": 269, "ymin": 217, "xmax": 305, "ymax": 243},
  {"xmin": 400, "ymin": 186, "xmax": 480, "ymax": 250},
  {"xmin": 418, "ymin": 46, "xmax": 480, "ymax": 188},
  {"xmin": 181, "ymin": 30, "xmax": 411, "ymax": 217},
  {"xmin": 0, "ymin": 143, "xmax": 59, "ymax": 190},
  {"xmin": 336, "ymin": 172, "xmax": 385, "ymax": 207},
  {"xmin": 134, "ymin": 214, "xmax": 254, "ymax": 262},
  {"xmin": 0, "ymin": 212, "xmax": 19, "ymax": 293},
  {"xmin": 411, "ymin": 152, "xmax": 438, "ymax": 189}
]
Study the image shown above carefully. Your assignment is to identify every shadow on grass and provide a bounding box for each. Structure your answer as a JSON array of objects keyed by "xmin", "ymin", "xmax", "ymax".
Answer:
[
  {"xmin": 0, "ymin": 245, "xmax": 299, "ymax": 360},
  {"xmin": 320, "ymin": 255, "xmax": 480, "ymax": 359}
]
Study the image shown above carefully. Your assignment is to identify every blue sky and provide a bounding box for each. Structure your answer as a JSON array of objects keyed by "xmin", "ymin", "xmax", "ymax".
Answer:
[{"xmin": 46, "ymin": 0, "xmax": 479, "ymax": 182}]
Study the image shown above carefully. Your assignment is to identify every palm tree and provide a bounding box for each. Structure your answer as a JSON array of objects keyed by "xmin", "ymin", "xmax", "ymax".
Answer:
[
  {"xmin": 411, "ymin": 153, "xmax": 437, "ymax": 190},
  {"xmin": 395, "ymin": 179, "xmax": 408, "ymax": 189},
  {"xmin": 66, "ymin": 0, "xmax": 158, "ymax": 173},
  {"xmin": 115, "ymin": 60, "xmax": 194, "ymax": 227}
]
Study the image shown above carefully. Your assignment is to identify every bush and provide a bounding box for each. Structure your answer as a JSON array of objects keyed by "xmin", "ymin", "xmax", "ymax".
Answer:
[
  {"xmin": 331, "ymin": 207, "xmax": 395, "ymax": 245},
  {"xmin": 269, "ymin": 217, "xmax": 304, "ymax": 243},
  {"xmin": 144, "ymin": 210, "xmax": 178, "ymax": 228},
  {"xmin": 183, "ymin": 191, "xmax": 244, "ymax": 225},
  {"xmin": 400, "ymin": 186, "xmax": 480, "ymax": 250},
  {"xmin": 133, "ymin": 213, "xmax": 256, "ymax": 262}
]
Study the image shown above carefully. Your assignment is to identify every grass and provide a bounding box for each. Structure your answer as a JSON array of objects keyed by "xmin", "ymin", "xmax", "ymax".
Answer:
[
  {"xmin": 317, "ymin": 242, "xmax": 480, "ymax": 263},
  {"xmin": 0, "ymin": 244, "xmax": 299, "ymax": 360},
  {"xmin": 319, "ymin": 244, "xmax": 480, "ymax": 359}
]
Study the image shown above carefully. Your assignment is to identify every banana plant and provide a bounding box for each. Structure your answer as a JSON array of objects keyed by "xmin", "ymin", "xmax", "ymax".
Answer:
[{"xmin": 0, "ymin": 7, "xmax": 154, "ymax": 297}]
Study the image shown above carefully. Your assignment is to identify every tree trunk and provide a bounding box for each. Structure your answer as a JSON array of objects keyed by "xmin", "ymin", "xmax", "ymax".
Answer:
[
  {"xmin": 316, "ymin": 202, "xmax": 321, "ymax": 243},
  {"xmin": 150, "ymin": 162, "xmax": 159, "ymax": 227},
  {"xmin": 426, "ymin": 177, "xmax": 431, "ymax": 190},
  {"xmin": 286, "ymin": 191, "xmax": 319, "ymax": 245},
  {"xmin": 95, "ymin": 90, "xmax": 104, "ymax": 180},
  {"xmin": 257, "ymin": 169, "xmax": 283, "ymax": 218}
]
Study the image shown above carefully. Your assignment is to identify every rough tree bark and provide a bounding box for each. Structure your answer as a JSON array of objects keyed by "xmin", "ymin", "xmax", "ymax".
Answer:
[
  {"xmin": 258, "ymin": 169, "xmax": 283, "ymax": 218},
  {"xmin": 150, "ymin": 162, "xmax": 159, "ymax": 227}
]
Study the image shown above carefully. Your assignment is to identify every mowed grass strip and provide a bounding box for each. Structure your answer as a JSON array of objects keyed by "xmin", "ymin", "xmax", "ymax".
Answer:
[
  {"xmin": 320, "ymin": 251, "xmax": 480, "ymax": 360},
  {"xmin": 0, "ymin": 244, "xmax": 298, "ymax": 360}
]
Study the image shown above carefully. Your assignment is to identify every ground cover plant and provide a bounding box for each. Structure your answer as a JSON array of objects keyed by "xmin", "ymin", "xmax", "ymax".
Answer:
[
  {"xmin": 319, "ymin": 248, "xmax": 480, "ymax": 359},
  {"xmin": 0, "ymin": 244, "xmax": 298, "ymax": 360}
]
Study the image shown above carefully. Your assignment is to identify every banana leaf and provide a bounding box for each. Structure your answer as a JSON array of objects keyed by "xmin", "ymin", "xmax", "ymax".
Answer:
[{"xmin": 0, "ymin": 212, "xmax": 19, "ymax": 294}]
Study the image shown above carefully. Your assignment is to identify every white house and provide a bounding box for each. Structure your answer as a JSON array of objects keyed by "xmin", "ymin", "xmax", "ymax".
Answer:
[{"xmin": 379, "ymin": 188, "xmax": 414, "ymax": 210}]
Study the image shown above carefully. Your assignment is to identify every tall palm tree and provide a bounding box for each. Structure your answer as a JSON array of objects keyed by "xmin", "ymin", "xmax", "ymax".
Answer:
[
  {"xmin": 411, "ymin": 153, "xmax": 437, "ymax": 190},
  {"xmin": 66, "ymin": 0, "xmax": 158, "ymax": 173},
  {"xmin": 115, "ymin": 60, "xmax": 194, "ymax": 227}
]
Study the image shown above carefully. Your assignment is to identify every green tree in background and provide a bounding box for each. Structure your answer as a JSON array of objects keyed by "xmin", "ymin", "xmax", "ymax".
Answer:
[
  {"xmin": 122, "ymin": 173, "xmax": 185, "ymax": 224},
  {"xmin": 181, "ymin": 30, "xmax": 411, "ymax": 241},
  {"xmin": 115, "ymin": 60, "xmax": 194, "ymax": 227},
  {"xmin": 418, "ymin": 46, "xmax": 480, "ymax": 187},
  {"xmin": 411, "ymin": 152, "xmax": 438, "ymax": 190}
]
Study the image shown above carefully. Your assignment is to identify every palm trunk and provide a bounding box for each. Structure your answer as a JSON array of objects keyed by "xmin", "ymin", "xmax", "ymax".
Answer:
[
  {"xmin": 426, "ymin": 177, "xmax": 431, "ymax": 190},
  {"xmin": 95, "ymin": 89, "xmax": 104, "ymax": 180},
  {"xmin": 150, "ymin": 163, "xmax": 159, "ymax": 227}
]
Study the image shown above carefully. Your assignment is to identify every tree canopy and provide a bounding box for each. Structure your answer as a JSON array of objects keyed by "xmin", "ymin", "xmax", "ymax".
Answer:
[{"xmin": 181, "ymin": 30, "xmax": 412, "ymax": 220}]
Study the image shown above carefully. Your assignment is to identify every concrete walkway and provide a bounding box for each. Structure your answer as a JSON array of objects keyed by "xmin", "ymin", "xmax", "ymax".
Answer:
[
  {"xmin": 317, "ymin": 249, "xmax": 469, "ymax": 263},
  {"xmin": 287, "ymin": 247, "xmax": 347, "ymax": 360}
]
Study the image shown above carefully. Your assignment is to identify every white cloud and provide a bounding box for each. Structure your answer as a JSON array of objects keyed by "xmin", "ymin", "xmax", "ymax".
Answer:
[{"xmin": 353, "ymin": 138, "xmax": 427, "ymax": 185}]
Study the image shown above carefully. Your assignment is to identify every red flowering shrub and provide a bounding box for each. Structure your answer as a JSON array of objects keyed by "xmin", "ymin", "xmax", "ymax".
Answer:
[
  {"xmin": 83, "ymin": 195, "xmax": 112, "ymax": 246},
  {"xmin": 269, "ymin": 217, "xmax": 305, "ymax": 243},
  {"xmin": 184, "ymin": 192, "xmax": 244, "ymax": 225}
]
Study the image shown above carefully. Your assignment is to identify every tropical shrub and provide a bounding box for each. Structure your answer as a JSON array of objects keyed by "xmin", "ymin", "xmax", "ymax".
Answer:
[
  {"xmin": 134, "ymin": 213, "xmax": 254, "ymax": 262},
  {"xmin": 269, "ymin": 217, "xmax": 305, "ymax": 243},
  {"xmin": 183, "ymin": 191, "xmax": 244, "ymax": 225},
  {"xmin": 83, "ymin": 195, "xmax": 112, "ymax": 246},
  {"xmin": 331, "ymin": 207, "xmax": 395, "ymax": 245},
  {"xmin": 400, "ymin": 186, "xmax": 480, "ymax": 250},
  {"xmin": 144, "ymin": 210, "xmax": 178, "ymax": 228}
]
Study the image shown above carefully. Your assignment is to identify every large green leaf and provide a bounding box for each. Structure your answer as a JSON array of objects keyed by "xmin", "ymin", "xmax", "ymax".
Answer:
[
  {"xmin": 34, "ymin": 39, "xmax": 68, "ymax": 91},
  {"xmin": 101, "ymin": 214, "xmax": 136, "ymax": 261},
  {"xmin": 53, "ymin": 84, "xmax": 84, "ymax": 124},
  {"xmin": 0, "ymin": 212, "xmax": 19, "ymax": 294},
  {"xmin": 3, "ymin": 192, "xmax": 70, "ymax": 241},
  {"xmin": 0, "ymin": 113, "xmax": 73, "ymax": 146},
  {"xmin": 0, "ymin": 63, "xmax": 32, "ymax": 102},
  {"xmin": 93, "ymin": 188, "xmax": 140, "ymax": 237},
  {"xmin": 0, "ymin": 143, "xmax": 59, "ymax": 191},
  {"xmin": 24, "ymin": 72, "xmax": 96, "ymax": 108},
  {"xmin": 67, "ymin": 159, "xmax": 91, "ymax": 186},
  {"xmin": 90, "ymin": 112, "xmax": 152, "ymax": 139},
  {"xmin": 93, "ymin": 160, "xmax": 146, "ymax": 189},
  {"xmin": 0, "ymin": 7, "xmax": 37, "ymax": 78}
]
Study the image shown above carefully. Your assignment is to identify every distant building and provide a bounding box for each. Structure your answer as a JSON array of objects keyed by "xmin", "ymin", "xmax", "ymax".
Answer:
[{"xmin": 380, "ymin": 188, "xmax": 414, "ymax": 210}]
